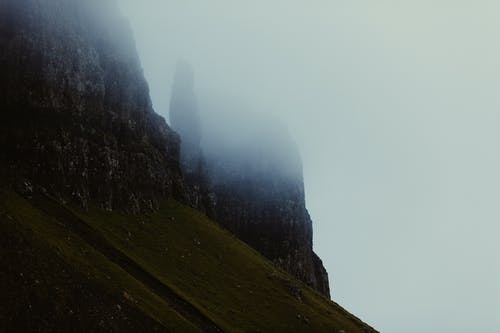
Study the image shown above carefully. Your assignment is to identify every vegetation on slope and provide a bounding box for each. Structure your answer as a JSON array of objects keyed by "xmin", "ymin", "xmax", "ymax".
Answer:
[
  {"xmin": 0, "ymin": 191, "xmax": 377, "ymax": 332},
  {"xmin": 0, "ymin": 192, "xmax": 201, "ymax": 333}
]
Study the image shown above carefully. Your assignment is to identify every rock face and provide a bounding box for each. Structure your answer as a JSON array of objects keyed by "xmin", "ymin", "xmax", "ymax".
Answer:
[
  {"xmin": 0, "ymin": 0, "xmax": 184, "ymax": 212},
  {"xmin": 203, "ymin": 116, "xmax": 331, "ymax": 297},
  {"xmin": 170, "ymin": 70, "xmax": 331, "ymax": 296},
  {"xmin": 211, "ymin": 168, "xmax": 331, "ymax": 297}
]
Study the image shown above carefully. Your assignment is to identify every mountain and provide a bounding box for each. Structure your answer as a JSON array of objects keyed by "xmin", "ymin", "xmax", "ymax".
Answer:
[{"xmin": 0, "ymin": 0, "xmax": 376, "ymax": 331}]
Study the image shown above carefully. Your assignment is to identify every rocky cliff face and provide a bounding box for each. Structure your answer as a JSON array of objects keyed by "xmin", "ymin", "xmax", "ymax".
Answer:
[
  {"xmin": 170, "ymin": 72, "xmax": 330, "ymax": 296},
  {"xmin": 0, "ymin": 0, "xmax": 184, "ymax": 212},
  {"xmin": 210, "ymin": 174, "xmax": 330, "ymax": 297},
  {"xmin": 203, "ymin": 119, "xmax": 330, "ymax": 297}
]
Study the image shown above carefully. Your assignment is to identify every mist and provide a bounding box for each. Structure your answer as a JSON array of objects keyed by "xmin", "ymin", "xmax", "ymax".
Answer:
[{"xmin": 117, "ymin": 1, "xmax": 500, "ymax": 332}]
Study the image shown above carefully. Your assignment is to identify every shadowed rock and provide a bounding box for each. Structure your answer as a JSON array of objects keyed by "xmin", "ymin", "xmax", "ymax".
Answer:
[
  {"xmin": 203, "ymin": 113, "xmax": 331, "ymax": 297},
  {"xmin": 0, "ymin": 0, "xmax": 184, "ymax": 212}
]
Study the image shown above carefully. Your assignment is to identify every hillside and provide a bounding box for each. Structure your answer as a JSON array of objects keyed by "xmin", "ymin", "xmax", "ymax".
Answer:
[{"xmin": 0, "ymin": 191, "xmax": 377, "ymax": 333}]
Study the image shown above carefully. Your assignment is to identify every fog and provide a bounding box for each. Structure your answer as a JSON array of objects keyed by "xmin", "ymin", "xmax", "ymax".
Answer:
[{"xmin": 118, "ymin": 1, "xmax": 500, "ymax": 332}]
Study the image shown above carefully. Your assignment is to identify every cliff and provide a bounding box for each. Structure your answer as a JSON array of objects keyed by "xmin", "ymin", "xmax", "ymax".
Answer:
[
  {"xmin": 170, "ymin": 72, "xmax": 330, "ymax": 297},
  {"xmin": 0, "ymin": 0, "xmax": 184, "ymax": 212},
  {"xmin": 204, "ymin": 115, "xmax": 330, "ymax": 297}
]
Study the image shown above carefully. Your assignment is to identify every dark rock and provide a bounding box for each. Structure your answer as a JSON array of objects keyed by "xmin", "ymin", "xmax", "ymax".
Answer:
[
  {"xmin": 203, "ymin": 115, "xmax": 331, "ymax": 297},
  {"xmin": 0, "ymin": 0, "xmax": 184, "ymax": 212}
]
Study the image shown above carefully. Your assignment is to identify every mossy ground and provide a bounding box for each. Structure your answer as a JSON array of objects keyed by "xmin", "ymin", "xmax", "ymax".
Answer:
[
  {"xmin": 0, "ymin": 192, "xmax": 200, "ymax": 333},
  {"xmin": 0, "ymin": 191, "xmax": 376, "ymax": 332}
]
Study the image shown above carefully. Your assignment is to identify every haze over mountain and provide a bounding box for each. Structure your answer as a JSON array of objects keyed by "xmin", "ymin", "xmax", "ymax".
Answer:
[
  {"xmin": 0, "ymin": 0, "xmax": 498, "ymax": 331},
  {"xmin": 119, "ymin": 1, "xmax": 500, "ymax": 332}
]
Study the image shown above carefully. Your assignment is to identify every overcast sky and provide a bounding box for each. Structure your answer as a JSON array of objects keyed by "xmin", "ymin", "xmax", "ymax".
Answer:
[{"xmin": 118, "ymin": 1, "xmax": 500, "ymax": 332}]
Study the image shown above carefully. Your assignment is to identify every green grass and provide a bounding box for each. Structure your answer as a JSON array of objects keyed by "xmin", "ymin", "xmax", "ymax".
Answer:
[
  {"xmin": 0, "ymin": 192, "xmax": 201, "ymax": 333},
  {"xmin": 0, "ymin": 191, "xmax": 377, "ymax": 332}
]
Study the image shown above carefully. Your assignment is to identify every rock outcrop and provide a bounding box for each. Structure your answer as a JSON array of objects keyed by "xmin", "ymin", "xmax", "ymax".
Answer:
[
  {"xmin": 0, "ymin": 0, "xmax": 184, "ymax": 212},
  {"xmin": 169, "ymin": 62, "xmax": 214, "ymax": 215},
  {"xmin": 203, "ymin": 115, "xmax": 331, "ymax": 297},
  {"xmin": 169, "ymin": 61, "xmax": 201, "ymax": 168},
  {"xmin": 170, "ymin": 71, "xmax": 331, "ymax": 296}
]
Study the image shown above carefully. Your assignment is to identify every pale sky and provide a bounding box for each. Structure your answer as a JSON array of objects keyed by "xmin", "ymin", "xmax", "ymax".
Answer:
[{"xmin": 118, "ymin": 1, "xmax": 500, "ymax": 332}]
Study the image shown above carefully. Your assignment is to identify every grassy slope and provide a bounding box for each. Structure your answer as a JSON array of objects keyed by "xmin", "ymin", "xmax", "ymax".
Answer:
[
  {"xmin": 0, "ymin": 192, "xmax": 201, "ymax": 333},
  {"xmin": 0, "ymin": 191, "xmax": 377, "ymax": 333}
]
